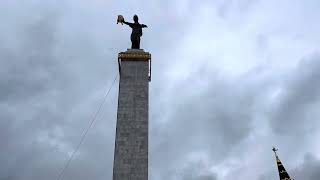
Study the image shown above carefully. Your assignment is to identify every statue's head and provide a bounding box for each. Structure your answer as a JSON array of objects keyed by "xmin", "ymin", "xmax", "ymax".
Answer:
[{"xmin": 133, "ymin": 15, "xmax": 139, "ymax": 23}]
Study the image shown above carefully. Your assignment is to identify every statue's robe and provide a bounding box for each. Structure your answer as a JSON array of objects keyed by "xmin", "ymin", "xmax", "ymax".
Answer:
[{"xmin": 124, "ymin": 22, "xmax": 147, "ymax": 49}]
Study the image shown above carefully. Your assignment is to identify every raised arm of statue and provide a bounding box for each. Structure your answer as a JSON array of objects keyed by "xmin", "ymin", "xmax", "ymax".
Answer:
[{"xmin": 123, "ymin": 21, "xmax": 134, "ymax": 28}]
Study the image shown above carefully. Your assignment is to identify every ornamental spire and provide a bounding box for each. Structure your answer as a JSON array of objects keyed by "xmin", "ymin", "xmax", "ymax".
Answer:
[{"xmin": 272, "ymin": 147, "xmax": 293, "ymax": 180}]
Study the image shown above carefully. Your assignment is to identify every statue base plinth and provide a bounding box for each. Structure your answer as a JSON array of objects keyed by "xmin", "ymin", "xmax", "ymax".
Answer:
[
  {"xmin": 118, "ymin": 49, "xmax": 151, "ymax": 81},
  {"xmin": 118, "ymin": 49, "xmax": 151, "ymax": 60}
]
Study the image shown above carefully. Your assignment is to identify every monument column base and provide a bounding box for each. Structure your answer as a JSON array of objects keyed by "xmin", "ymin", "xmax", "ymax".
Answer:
[
  {"xmin": 118, "ymin": 49, "xmax": 151, "ymax": 81},
  {"xmin": 113, "ymin": 49, "xmax": 151, "ymax": 180}
]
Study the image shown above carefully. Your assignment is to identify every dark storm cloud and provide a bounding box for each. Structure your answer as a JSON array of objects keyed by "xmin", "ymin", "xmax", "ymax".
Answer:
[
  {"xmin": 0, "ymin": 5, "xmax": 69, "ymax": 179},
  {"xmin": 150, "ymin": 52, "xmax": 320, "ymax": 179},
  {"xmin": 0, "ymin": 8, "xmax": 64, "ymax": 102},
  {"xmin": 175, "ymin": 160, "xmax": 217, "ymax": 180},
  {"xmin": 149, "ymin": 64, "xmax": 276, "ymax": 179},
  {"xmin": 0, "ymin": 1, "xmax": 120, "ymax": 179},
  {"xmin": 269, "ymin": 54, "xmax": 320, "ymax": 135},
  {"xmin": 293, "ymin": 153, "xmax": 320, "ymax": 179},
  {"xmin": 151, "ymin": 157, "xmax": 217, "ymax": 180}
]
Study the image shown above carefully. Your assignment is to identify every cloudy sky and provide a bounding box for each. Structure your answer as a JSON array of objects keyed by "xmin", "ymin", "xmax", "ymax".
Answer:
[{"xmin": 1, "ymin": 0, "xmax": 320, "ymax": 179}]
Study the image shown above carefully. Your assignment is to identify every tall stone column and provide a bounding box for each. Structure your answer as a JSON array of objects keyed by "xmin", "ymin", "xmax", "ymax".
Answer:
[{"xmin": 113, "ymin": 49, "xmax": 151, "ymax": 180}]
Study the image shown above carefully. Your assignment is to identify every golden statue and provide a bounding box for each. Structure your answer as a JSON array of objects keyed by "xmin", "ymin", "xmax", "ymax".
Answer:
[{"xmin": 117, "ymin": 15, "xmax": 124, "ymax": 25}]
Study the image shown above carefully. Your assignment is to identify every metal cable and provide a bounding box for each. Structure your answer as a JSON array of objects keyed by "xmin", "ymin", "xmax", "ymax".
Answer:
[{"xmin": 56, "ymin": 75, "xmax": 118, "ymax": 180}]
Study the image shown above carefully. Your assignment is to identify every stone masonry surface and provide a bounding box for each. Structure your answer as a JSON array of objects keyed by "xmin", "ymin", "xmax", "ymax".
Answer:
[{"xmin": 113, "ymin": 56, "xmax": 149, "ymax": 180}]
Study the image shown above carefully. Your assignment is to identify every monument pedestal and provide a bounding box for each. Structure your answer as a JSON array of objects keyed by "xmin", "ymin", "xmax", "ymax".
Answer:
[{"xmin": 113, "ymin": 49, "xmax": 151, "ymax": 180}]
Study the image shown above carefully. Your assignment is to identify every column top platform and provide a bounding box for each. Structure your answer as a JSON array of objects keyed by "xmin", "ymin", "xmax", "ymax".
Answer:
[{"xmin": 118, "ymin": 49, "xmax": 151, "ymax": 60}]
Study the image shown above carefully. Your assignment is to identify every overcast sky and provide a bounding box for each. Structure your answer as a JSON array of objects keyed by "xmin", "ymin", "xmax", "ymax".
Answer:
[{"xmin": 1, "ymin": 0, "xmax": 320, "ymax": 180}]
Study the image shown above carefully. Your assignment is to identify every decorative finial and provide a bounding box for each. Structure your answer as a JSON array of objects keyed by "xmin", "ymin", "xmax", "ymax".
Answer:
[
  {"xmin": 272, "ymin": 146, "xmax": 278, "ymax": 152},
  {"xmin": 272, "ymin": 146, "xmax": 279, "ymax": 156},
  {"xmin": 272, "ymin": 147, "xmax": 293, "ymax": 180}
]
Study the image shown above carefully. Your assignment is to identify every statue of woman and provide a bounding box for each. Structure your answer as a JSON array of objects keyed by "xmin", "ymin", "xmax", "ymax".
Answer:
[{"xmin": 121, "ymin": 15, "xmax": 148, "ymax": 49}]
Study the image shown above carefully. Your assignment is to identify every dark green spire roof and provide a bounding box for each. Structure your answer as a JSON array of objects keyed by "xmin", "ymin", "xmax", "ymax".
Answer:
[{"xmin": 272, "ymin": 147, "xmax": 293, "ymax": 180}]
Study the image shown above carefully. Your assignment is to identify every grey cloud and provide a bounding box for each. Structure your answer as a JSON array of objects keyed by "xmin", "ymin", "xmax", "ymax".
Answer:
[
  {"xmin": 178, "ymin": 161, "xmax": 217, "ymax": 180},
  {"xmin": 0, "ymin": 1, "xmax": 119, "ymax": 180},
  {"xmin": 293, "ymin": 153, "xmax": 320, "ymax": 179},
  {"xmin": 269, "ymin": 54, "xmax": 320, "ymax": 135},
  {"xmin": 153, "ymin": 159, "xmax": 217, "ymax": 180},
  {"xmin": 213, "ymin": 0, "xmax": 259, "ymax": 19},
  {"xmin": 1, "ymin": 1, "xmax": 320, "ymax": 180},
  {"xmin": 149, "ymin": 64, "xmax": 274, "ymax": 178}
]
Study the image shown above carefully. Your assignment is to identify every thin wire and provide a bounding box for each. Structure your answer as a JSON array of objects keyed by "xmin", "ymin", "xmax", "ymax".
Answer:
[{"xmin": 56, "ymin": 75, "xmax": 118, "ymax": 180}]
